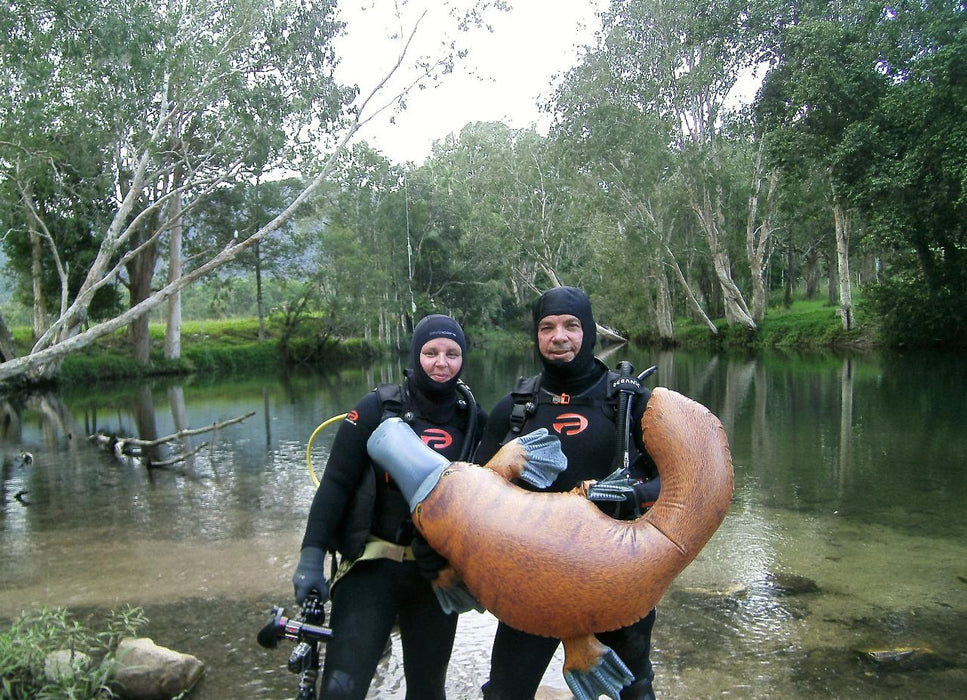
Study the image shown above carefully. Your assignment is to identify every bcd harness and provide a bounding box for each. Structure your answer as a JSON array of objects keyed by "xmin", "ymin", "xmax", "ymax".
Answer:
[
  {"xmin": 501, "ymin": 369, "xmax": 624, "ymax": 447},
  {"xmin": 329, "ymin": 378, "xmax": 478, "ymax": 584},
  {"xmin": 499, "ymin": 362, "xmax": 660, "ymax": 519}
]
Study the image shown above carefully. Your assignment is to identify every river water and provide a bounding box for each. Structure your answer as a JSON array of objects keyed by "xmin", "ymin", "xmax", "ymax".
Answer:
[{"xmin": 1, "ymin": 345, "xmax": 965, "ymax": 699}]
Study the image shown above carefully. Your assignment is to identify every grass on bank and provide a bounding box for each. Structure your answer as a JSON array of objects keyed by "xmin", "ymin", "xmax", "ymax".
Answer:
[
  {"xmin": 9, "ymin": 298, "xmax": 872, "ymax": 386},
  {"xmin": 673, "ymin": 298, "xmax": 871, "ymax": 351}
]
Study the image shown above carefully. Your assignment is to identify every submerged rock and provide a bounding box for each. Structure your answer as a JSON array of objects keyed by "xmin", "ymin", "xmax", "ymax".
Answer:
[
  {"xmin": 766, "ymin": 571, "xmax": 820, "ymax": 596},
  {"xmin": 857, "ymin": 645, "xmax": 946, "ymax": 671}
]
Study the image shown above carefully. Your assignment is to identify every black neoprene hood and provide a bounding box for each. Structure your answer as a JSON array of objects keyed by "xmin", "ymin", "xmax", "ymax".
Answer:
[
  {"xmin": 409, "ymin": 314, "xmax": 466, "ymax": 398},
  {"xmin": 531, "ymin": 286, "xmax": 598, "ymax": 390}
]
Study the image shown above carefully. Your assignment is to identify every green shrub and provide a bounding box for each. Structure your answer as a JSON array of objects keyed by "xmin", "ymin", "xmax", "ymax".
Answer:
[{"xmin": 0, "ymin": 606, "xmax": 147, "ymax": 700}]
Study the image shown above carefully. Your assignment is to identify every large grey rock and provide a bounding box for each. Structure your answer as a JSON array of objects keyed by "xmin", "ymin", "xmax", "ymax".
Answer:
[{"xmin": 111, "ymin": 637, "xmax": 205, "ymax": 700}]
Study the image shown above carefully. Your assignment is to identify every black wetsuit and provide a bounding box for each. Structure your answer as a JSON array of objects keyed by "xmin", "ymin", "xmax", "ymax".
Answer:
[
  {"xmin": 301, "ymin": 378, "xmax": 485, "ymax": 700},
  {"xmin": 473, "ymin": 360, "xmax": 658, "ymax": 700}
]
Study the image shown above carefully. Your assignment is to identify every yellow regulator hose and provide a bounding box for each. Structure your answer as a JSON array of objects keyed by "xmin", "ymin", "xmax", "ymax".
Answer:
[{"xmin": 305, "ymin": 413, "xmax": 348, "ymax": 487}]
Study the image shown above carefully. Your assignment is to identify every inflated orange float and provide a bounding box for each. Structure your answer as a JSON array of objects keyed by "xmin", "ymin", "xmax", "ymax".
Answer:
[{"xmin": 367, "ymin": 387, "xmax": 733, "ymax": 699}]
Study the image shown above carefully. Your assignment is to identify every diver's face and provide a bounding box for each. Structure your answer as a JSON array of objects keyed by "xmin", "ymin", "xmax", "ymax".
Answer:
[
  {"xmin": 419, "ymin": 338, "xmax": 463, "ymax": 383},
  {"xmin": 537, "ymin": 314, "xmax": 583, "ymax": 363}
]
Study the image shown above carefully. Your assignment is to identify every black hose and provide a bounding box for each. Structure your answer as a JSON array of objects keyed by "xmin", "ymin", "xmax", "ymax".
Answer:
[
  {"xmin": 456, "ymin": 380, "xmax": 478, "ymax": 462},
  {"xmin": 612, "ymin": 361, "xmax": 635, "ymax": 472}
]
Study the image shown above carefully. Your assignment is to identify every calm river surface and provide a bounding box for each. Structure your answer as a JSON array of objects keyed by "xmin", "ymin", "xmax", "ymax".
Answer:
[{"xmin": 1, "ymin": 345, "xmax": 965, "ymax": 699}]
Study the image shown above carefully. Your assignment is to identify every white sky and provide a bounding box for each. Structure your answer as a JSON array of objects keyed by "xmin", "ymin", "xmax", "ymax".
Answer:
[{"xmin": 333, "ymin": 1, "xmax": 608, "ymax": 164}]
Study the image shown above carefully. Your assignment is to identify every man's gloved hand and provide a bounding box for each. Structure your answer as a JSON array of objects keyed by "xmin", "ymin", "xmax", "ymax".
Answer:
[
  {"xmin": 292, "ymin": 546, "xmax": 329, "ymax": 604},
  {"xmin": 411, "ymin": 532, "xmax": 448, "ymax": 581}
]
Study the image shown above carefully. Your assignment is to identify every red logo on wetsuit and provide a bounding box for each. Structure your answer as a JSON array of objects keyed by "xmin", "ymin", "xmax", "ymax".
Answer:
[
  {"xmin": 421, "ymin": 428, "xmax": 453, "ymax": 450},
  {"xmin": 552, "ymin": 412, "xmax": 588, "ymax": 436},
  {"xmin": 345, "ymin": 410, "xmax": 359, "ymax": 425}
]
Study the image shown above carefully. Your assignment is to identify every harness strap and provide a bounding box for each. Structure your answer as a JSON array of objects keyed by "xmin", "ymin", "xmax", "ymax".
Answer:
[
  {"xmin": 330, "ymin": 535, "xmax": 416, "ymax": 587},
  {"xmin": 501, "ymin": 369, "xmax": 622, "ymax": 445}
]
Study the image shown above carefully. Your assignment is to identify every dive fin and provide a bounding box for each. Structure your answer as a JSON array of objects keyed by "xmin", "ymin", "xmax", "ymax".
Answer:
[
  {"xmin": 562, "ymin": 635, "xmax": 634, "ymax": 700},
  {"xmin": 514, "ymin": 428, "xmax": 567, "ymax": 488},
  {"xmin": 564, "ymin": 645, "xmax": 633, "ymax": 700}
]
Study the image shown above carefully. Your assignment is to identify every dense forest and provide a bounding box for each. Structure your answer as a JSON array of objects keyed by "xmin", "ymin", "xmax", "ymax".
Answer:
[{"xmin": 1, "ymin": 0, "xmax": 964, "ymax": 386}]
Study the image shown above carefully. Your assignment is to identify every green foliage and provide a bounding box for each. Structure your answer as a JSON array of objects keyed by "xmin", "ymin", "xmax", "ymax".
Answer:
[
  {"xmin": 53, "ymin": 316, "xmax": 374, "ymax": 383},
  {"xmin": 756, "ymin": 300, "xmax": 853, "ymax": 348},
  {"xmin": 862, "ymin": 269, "xmax": 967, "ymax": 349},
  {"xmin": 0, "ymin": 606, "xmax": 147, "ymax": 700},
  {"xmin": 182, "ymin": 342, "xmax": 279, "ymax": 374},
  {"xmin": 757, "ymin": 0, "xmax": 967, "ymax": 347},
  {"xmin": 4, "ymin": 0, "xmax": 965, "ymax": 382}
]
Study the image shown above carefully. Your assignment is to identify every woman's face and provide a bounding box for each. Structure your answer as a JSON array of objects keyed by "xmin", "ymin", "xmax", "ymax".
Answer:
[{"xmin": 419, "ymin": 338, "xmax": 463, "ymax": 383}]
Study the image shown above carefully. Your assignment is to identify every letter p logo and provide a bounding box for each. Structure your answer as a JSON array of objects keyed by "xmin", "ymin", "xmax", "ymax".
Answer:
[{"xmin": 552, "ymin": 413, "xmax": 588, "ymax": 436}]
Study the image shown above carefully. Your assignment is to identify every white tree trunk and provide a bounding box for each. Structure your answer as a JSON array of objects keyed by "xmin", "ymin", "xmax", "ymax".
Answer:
[
  {"xmin": 654, "ymin": 265, "xmax": 675, "ymax": 342},
  {"xmin": 29, "ymin": 216, "xmax": 47, "ymax": 340},
  {"xmin": 692, "ymin": 182, "xmax": 756, "ymax": 329},
  {"xmin": 666, "ymin": 248, "xmax": 718, "ymax": 334},
  {"xmin": 832, "ymin": 201, "xmax": 854, "ymax": 330},
  {"xmin": 747, "ymin": 141, "xmax": 779, "ymax": 323},
  {"xmin": 165, "ymin": 186, "xmax": 183, "ymax": 360}
]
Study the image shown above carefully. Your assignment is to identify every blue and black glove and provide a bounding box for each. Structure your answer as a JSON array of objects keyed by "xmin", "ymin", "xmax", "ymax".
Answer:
[
  {"xmin": 587, "ymin": 471, "xmax": 661, "ymax": 520},
  {"xmin": 292, "ymin": 546, "xmax": 329, "ymax": 605},
  {"xmin": 411, "ymin": 532, "xmax": 448, "ymax": 581}
]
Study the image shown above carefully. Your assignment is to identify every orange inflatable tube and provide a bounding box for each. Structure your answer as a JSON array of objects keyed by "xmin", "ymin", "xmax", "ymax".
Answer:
[{"xmin": 368, "ymin": 387, "xmax": 733, "ymax": 699}]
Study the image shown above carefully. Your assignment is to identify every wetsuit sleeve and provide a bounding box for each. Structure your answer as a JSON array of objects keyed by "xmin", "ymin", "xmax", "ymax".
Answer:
[
  {"xmin": 300, "ymin": 392, "xmax": 381, "ymax": 551},
  {"xmin": 470, "ymin": 394, "xmax": 513, "ymax": 465}
]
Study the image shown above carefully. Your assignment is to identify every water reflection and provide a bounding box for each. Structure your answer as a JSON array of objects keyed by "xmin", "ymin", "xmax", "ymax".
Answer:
[{"xmin": 1, "ymin": 348, "xmax": 965, "ymax": 698}]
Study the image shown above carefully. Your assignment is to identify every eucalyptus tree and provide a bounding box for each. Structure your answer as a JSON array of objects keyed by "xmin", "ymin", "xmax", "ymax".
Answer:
[
  {"xmin": 183, "ymin": 177, "xmax": 311, "ymax": 337},
  {"xmin": 0, "ymin": 0, "xmax": 503, "ymax": 384},
  {"xmin": 752, "ymin": 0, "xmax": 967, "ymax": 341},
  {"xmin": 418, "ymin": 121, "xmax": 585, "ymax": 324},
  {"xmin": 753, "ymin": 1, "xmax": 894, "ymax": 330},
  {"xmin": 550, "ymin": 0, "xmax": 771, "ymax": 334},
  {"xmin": 0, "ymin": 0, "xmax": 349, "ymax": 379},
  {"xmin": 841, "ymin": 0, "xmax": 966, "ymax": 345},
  {"xmin": 551, "ymin": 66, "xmax": 710, "ymax": 342},
  {"xmin": 315, "ymin": 142, "xmax": 406, "ymax": 346}
]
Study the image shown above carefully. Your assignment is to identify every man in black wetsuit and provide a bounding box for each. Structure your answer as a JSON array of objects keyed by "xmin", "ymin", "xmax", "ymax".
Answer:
[
  {"xmin": 292, "ymin": 314, "xmax": 486, "ymax": 700},
  {"xmin": 473, "ymin": 286, "xmax": 659, "ymax": 700}
]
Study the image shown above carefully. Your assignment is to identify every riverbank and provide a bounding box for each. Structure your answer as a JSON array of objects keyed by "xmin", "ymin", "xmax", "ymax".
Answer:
[{"xmin": 8, "ymin": 299, "xmax": 875, "ymax": 388}]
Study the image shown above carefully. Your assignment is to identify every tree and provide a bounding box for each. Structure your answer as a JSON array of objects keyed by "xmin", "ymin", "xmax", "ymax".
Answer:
[
  {"xmin": 0, "ymin": 0, "xmax": 503, "ymax": 384},
  {"xmin": 421, "ymin": 122, "xmax": 587, "ymax": 318},
  {"xmin": 754, "ymin": 0, "xmax": 895, "ymax": 330},
  {"xmin": 548, "ymin": 0, "xmax": 772, "ymax": 336}
]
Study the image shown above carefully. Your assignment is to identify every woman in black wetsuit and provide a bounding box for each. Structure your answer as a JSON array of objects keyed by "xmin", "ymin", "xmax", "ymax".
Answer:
[{"xmin": 292, "ymin": 314, "xmax": 486, "ymax": 699}]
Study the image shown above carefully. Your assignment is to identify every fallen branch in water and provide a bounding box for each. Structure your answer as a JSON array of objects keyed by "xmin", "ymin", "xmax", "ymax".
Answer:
[{"xmin": 89, "ymin": 411, "xmax": 255, "ymax": 466}]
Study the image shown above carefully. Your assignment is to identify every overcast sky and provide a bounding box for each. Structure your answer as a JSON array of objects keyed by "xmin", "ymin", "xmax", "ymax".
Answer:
[{"xmin": 333, "ymin": 1, "xmax": 608, "ymax": 164}]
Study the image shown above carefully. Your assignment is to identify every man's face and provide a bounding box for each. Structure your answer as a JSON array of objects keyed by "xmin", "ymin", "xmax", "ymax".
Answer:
[{"xmin": 537, "ymin": 314, "xmax": 583, "ymax": 363}]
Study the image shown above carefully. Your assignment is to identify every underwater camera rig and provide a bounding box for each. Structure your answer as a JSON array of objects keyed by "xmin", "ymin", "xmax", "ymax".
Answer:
[{"xmin": 257, "ymin": 593, "xmax": 332, "ymax": 700}]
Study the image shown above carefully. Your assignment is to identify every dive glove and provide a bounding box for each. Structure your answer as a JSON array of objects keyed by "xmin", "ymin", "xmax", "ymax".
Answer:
[
  {"xmin": 587, "ymin": 470, "xmax": 661, "ymax": 520},
  {"xmin": 411, "ymin": 533, "xmax": 448, "ymax": 581},
  {"xmin": 292, "ymin": 546, "xmax": 329, "ymax": 604}
]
